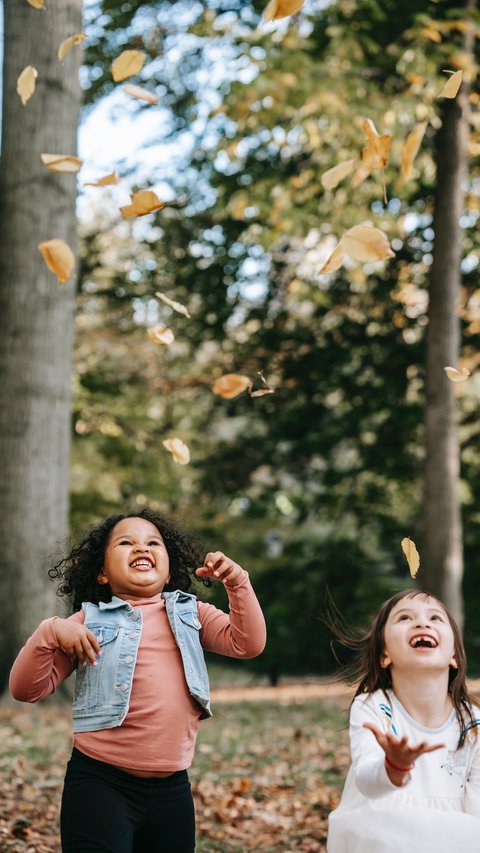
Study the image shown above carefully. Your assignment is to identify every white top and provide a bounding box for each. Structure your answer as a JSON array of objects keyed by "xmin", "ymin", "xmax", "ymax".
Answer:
[{"xmin": 327, "ymin": 689, "xmax": 480, "ymax": 853}]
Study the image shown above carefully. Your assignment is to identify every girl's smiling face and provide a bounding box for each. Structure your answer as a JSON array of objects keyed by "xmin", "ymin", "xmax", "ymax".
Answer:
[
  {"xmin": 381, "ymin": 594, "xmax": 457, "ymax": 674},
  {"xmin": 98, "ymin": 517, "xmax": 170, "ymax": 600}
]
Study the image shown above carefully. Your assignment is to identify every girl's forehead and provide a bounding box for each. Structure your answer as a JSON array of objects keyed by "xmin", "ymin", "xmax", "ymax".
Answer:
[
  {"xmin": 389, "ymin": 594, "xmax": 445, "ymax": 617},
  {"xmin": 110, "ymin": 517, "xmax": 161, "ymax": 538}
]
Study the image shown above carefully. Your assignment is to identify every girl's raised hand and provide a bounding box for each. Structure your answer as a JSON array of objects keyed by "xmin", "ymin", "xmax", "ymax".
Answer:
[
  {"xmin": 52, "ymin": 618, "xmax": 102, "ymax": 667},
  {"xmin": 363, "ymin": 722, "xmax": 445, "ymax": 785},
  {"xmin": 195, "ymin": 552, "xmax": 243, "ymax": 584}
]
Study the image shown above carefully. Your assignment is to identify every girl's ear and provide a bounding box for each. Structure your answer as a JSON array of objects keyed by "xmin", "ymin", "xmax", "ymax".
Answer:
[
  {"xmin": 97, "ymin": 572, "xmax": 109, "ymax": 585},
  {"xmin": 450, "ymin": 656, "xmax": 458, "ymax": 670},
  {"xmin": 380, "ymin": 653, "xmax": 392, "ymax": 669}
]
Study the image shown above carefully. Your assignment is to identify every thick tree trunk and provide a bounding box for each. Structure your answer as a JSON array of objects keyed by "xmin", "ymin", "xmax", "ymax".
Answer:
[
  {"xmin": 0, "ymin": 0, "xmax": 82, "ymax": 690},
  {"xmin": 422, "ymin": 83, "xmax": 470, "ymax": 626}
]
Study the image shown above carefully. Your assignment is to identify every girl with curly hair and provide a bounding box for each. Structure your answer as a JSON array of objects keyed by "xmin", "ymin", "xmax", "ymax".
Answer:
[{"xmin": 10, "ymin": 508, "xmax": 266, "ymax": 853}]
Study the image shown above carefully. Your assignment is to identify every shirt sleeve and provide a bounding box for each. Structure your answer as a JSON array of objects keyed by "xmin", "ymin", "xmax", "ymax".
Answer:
[
  {"xmin": 465, "ymin": 716, "xmax": 480, "ymax": 818},
  {"xmin": 197, "ymin": 569, "xmax": 266, "ymax": 659},
  {"xmin": 349, "ymin": 694, "xmax": 409, "ymax": 799},
  {"xmin": 9, "ymin": 611, "xmax": 84, "ymax": 702}
]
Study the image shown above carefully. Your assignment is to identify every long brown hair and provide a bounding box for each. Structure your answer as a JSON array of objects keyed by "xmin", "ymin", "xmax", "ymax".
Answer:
[{"xmin": 328, "ymin": 589, "xmax": 476, "ymax": 746}]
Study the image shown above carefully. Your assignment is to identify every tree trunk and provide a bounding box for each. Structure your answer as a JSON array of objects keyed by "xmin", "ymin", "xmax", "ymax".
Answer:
[
  {"xmin": 422, "ymin": 79, "xmax": 470, "ymax": 626},
  {"xmin": 0, "ymin": 0, "xmax": 82, "ymax": 691}
]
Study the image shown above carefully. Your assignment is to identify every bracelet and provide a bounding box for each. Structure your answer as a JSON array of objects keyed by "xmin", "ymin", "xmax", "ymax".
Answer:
[{"xmin": 385, "ymin": 755, "xmax": 413, "ymax": 773}]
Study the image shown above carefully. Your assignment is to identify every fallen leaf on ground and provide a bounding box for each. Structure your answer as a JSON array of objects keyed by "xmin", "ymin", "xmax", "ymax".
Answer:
[
  {"xmin": 84, "ymin": 171, "xmax": 118, "ymax": 187},
  {"xmin": 401, "ymin": 537, "xmax": 420, "ymax": 578},
  {"xmin": 212, "ymin": 374, "xmax": 252, "ymax": 399},
  {"xmin": 38, "ymin": 239, "xmax": 75, "ymax": 283},
  {"xmin": 340, "ymin": 225, "xmax": 394, "ymax": 263},
  {"xmin": 147, "ymin": 326, "xmax": 174, "ymax": 345},
  {"xmin": 120, "ymin": 189, "xmax": 164, "ymax": 219},
  {"xmin": 123, "ymin": 84, "xmax": 158, "ymax": 105},
  {"xmin": 41, "ymin": 153, "xmax": 84, "ymax": 174},
  {"xmin": 438, "ymin": 70, "xmax": 463, "ymax": 99},
  {"xmin": 155, "ymin": 292, "xmax": 191, "ymax": 318},
  {"xmin": 263, "ymin": 0, "xmax": 304, "ymax": 20},
  {"xmin": 112, "ymin": 50, "xmax": 146, "ymax": 82},
  {"xmin": 162, "ymin": 438, "xmax": 190, "ymax": 465},
  {"xmin": 17, "ymin": 66, "xmax": 38, "ymax": 104},
  {"xmin": 444, "ymin": 366, "xmax": 470, "ymax": 382},
  {"xmin": 58, "ymin": 33, "xmax": 86, "ymax": 61}
]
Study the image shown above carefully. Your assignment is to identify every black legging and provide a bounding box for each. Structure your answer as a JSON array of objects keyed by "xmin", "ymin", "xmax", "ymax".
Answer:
[{"xmin": 60, "ymin": 748, "xmax": 196, "ymax": 853}]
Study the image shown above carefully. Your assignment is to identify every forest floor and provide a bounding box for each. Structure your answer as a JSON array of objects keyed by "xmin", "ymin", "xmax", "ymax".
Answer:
[{"xmin": 0, "ymin": 678, "xmax": 352, "ymax": 853}]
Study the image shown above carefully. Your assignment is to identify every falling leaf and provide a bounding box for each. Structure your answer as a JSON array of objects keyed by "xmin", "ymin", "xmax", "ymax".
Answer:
[
  {"xmin": 41, "ymin": 153, "xmax": 84, "ymax": 174},
  {"xmin": 351, "ymin": 119, "xmax": 392, "ymax": 199},
  {"xmin": 147, "ymin": 325, "xmax": 174, "ymax": 345},
  {"xmin": 84, "ymin": 171, "xmax": 118, "ymax": 187},
  {"xmin": 111, "ymin": 50, "xmax": 146, "ymax": 82},
  {"xmin": 249, "ymin": 371, "xmax": 275, "ymax": 398},
  {"xmin": 162, "ymin": 437, "xmax": 190, "ymax": 465},
  {"xmin": 212, "ymin": 374, "xmax": 252, "ymax": 399},
  {"xmin": 155, "ymin": 291, "xmax": 191, "ymax": 318},
  {"xmin": 321, "ymin": 160, "xmax": 356, "ymax": 191},
  {"xmin": 401, "ymin": 537, "xmax": 420, "ymax": 579},
  {"xmin": 263, "ymin": 0, "xmax": 304, "ymax": 20},
  {"xmin": 57, "ymin": 33, "xmax": 86, "ymax": 61},
  {"xmin": 438, "ymin": 70, "xmax": 463, "ymax": 99},
  {"xmin": 444, "ymin": 365, "xmax": 470, "ymax": 382},
  {"xmin": 120, "ymin": 189, "xmax": 165, "ymax": 219},
  {"xmin": 17, "ymin": 66, "xmax": 38, "ymax": 105},
  {"xmin": 123, "ymin": 84, "xmax": 158, "ymax": 105},
  {"xmin": 340, "ymin": 225, "xmax": 394, "ymax": 263},
  {"xmin": 38, "ymin": 239, "xmax": 75, "ymax": 284},
  {"xmin": 26, "ymin": 0, "xmax": 44, "ymax": 8},
  {"xmin": 319, "ymin": 244, "xmax": 345, "ymax": 274},
  {"xmin": 400, "ymin": 121, "xmax": 428, "ymax": 181}
]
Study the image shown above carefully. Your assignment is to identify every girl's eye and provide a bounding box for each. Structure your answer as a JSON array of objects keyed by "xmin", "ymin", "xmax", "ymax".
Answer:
[
  {"xmin": 431, "ymin": 614, "xmax": 444, "ymax": 622},
  {"xmin": 398, "ymin": 614, "xmax": 410, "ymax": 621},
  {"xmin": 119, "ymin": 540, "xmax": 131, "ymax": 545},
  {"xmin": 149, "ymin": 539, "xmax": 163, "ymax": 546}
]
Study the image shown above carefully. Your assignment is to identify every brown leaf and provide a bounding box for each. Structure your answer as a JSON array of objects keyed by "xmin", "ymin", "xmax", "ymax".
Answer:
[
  {"xmin": 400, "ymin": 121, "xmax": 428, "ymax": 182},
  {"xmin": 438, "ymin": 70, "xmax": 463, "ymax": 99},
  {"xmin": 351, "ymin": 119, "xmax": 391, "ymax": 192},
  {"xmin": 123, "ymin": 84, "xmax": 158, "ymax": 105},
  {"xmin": 111, "ymin": 50, "xmax": 146, "ymax": 83},
  {"xmin": 57, "ymin": 33, "xmax": 86, "ymax": 61},
  {"xmin": 401, "ymin": 537, "xmax": 420, "ymax": 579},
  {"xmin": 321, "ymin": 160, "xmax": 356, "ymax": 191},
  {"xmin": 249, "ymin": 372, "xmax": 275, "ymax": 398},
  {"xmin": 155, "ymin": 292, "xmax": 191, "ymax": 319},
  {"xmin": 16, "ymin": 66, "xmax": 38, "ymax": 105},
  {"xmin": 147, "ymin": 326, "xmax": 174, "ymax": 345},
  {"xmin": 263, "ymin": 0, "xmax": 304, "ymax": 20},
  {"xmin": 38, "ymin": 239, "xmax": 75, "ymax": 284},
  {"xmin": 319, "ymin": 244, "xmax": 345, "ymax": 274},
  {"xmin": 84, "ymin": 171, "xmax": 118, "ymax": 187},
  {"xmin": 340, "ymin": 225, "xmax": 394, "ymax": 263},
  {"xmin": 444, "ymin": 365, "xmax": 470, "ymax": 382},
  {"xmin": 25, "ymin": 0, "xmax": 45, "ymax": 8},
  {"xmin": 162, "ymin": 438, "xmax": 190, "ymax": 465},
  {"xmin": 120, "ymin": 189, "xmax": 164, "ymax": 219},
  {"xmin": 212, "ymin": 374, "xmax": 252, "ymax": 399},
  {"xmin": 41, "ymin": 153, "xmax": 84, "ymax": 174}
]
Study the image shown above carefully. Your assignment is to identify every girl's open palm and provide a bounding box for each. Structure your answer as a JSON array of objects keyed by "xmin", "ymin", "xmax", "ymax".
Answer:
[{"xmin": 364, "ymin": 722, "xmax": 444, "ymax": 776}]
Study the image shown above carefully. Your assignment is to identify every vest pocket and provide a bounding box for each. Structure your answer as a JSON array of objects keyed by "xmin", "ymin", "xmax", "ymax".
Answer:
[
  {"xmin": 73, "ymin": 625, "xmax": 120, "ymax": 710},
  {"xmin": 178, "ymin": 610, "xmax": 202, "ymax": 630},
  {"xmin": 88, "ymin": 625, "xmax": 120, "ymax": 646}
]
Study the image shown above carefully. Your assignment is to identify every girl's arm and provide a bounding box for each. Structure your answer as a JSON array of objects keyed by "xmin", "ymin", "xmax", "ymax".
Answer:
[
  {"xmin": 465, "ymin": 716, "xmax": 480, "ymax": 818},
  {"xmin": 349, "ymin": 695, "xmax": 411, "ymax": 798},
  {"xmin": 196, "ymin": 552, "xmax": 266, "ymax": 658},
  {"xmin": 9, "ymin": 610, "xmax": 95, "ymax": 702}
]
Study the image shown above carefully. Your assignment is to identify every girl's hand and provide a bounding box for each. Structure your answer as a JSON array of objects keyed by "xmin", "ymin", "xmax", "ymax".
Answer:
[
  {"xmin": 363, "ymin": 722, "xmax": 444, "ymax": 786},
  {"xmin": 195, "ymin": 552, "xmax": 243, "ymax": 584},
  {"xmin": 52, "ymin": 618, "xmax": 102, "ymax": 667}
]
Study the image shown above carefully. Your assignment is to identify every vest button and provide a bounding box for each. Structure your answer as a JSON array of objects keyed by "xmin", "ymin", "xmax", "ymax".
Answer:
[
  {"xmin": 124, "ymin": 656, "xmax": 133, "ymax": 664},
  {"xmin": 119, "ymin": 683, "xmax": 129, "ymax": 692},
  {"xmin": 132, "ymin": 610, "xmax": 140, "ymax": 621}
]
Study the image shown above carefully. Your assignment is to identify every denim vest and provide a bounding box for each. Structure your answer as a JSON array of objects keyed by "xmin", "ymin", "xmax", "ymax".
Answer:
[{"xmin": 72, "ymin": 590, "xmax": 211, "ymax": 733}]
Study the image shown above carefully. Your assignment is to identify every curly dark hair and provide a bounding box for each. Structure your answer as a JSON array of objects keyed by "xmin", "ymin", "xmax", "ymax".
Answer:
[
  {"xmin": 48, "ymin": 508, "xmax": 210, "ymax": 612},
  {"xmin": 327, "ymin": 589, "xmax": 476, "ymax": 747}
]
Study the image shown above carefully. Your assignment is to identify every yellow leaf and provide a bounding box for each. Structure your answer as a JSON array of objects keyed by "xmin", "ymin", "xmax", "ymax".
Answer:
[
  {"xmin": 57, "ymin": 33, "xmax": 86, "ymax": 61},
  {"xmin": 26, "ymin": 0, "xmax": 45, "ymax": 8},
  {"xmin": 263, "ymin": 0, "xmax": 304, "ymax": 20},
  {"xmin": 400, "ymin": 121, "xmax": 428, "ymax": 181},
  {"xmin": 321, "ymin": 159, "xmax": 356, "ymax": 191},
  {"xmin": 351, "ymin": 118, "xmax": 391, "ymax": 188},
  {"xmin": 212, "ymin": 374, "xmax": 252, "ymax": 399},
  {"xmin": 162, "ymin": 437, "xmax": 190, "ymax": 465},
  {"xmin": 155, "ymin": 291, "xmax": 191, "ymax": 319},
  {"xmin": 84, "ymin": 171, "xmax": 119, "ymax": 187},
  {"xmin": 38, "ymin": 238, "xmax": 75, "ymax": 284},
  {"xmin": 123, "ymin": 84, "xmax": 158, "ymax": 105},
  {"xmin": 340, "ymin": 225, "xmax": 394, "ymax": 263},
  {"xmin": 41, "ymin": 153, "xmax": 84, "ymax": 174},
  {"xmin": 401, "ymin": 537, "xmax": 420, "ymax": 579},
  {"xmin": 17, "ymin": 66, "xmax": 38, "ymax": 105},
  {"xmin": 444, "ymin": 365, "xmax": 470, "ymax": 382},
  {"xmin": 419, "ymin": 26, "xmax": 442, "ymax": 43},
  {"xmin": 147, "ymin": 326, "xmax": 174, "ymax": 345},
  {"xmin": 319, "ymin": 244, "xmax": 345, "ymax": 274},
  {"xmin": 120, "ymin": 189, "xmax": 164, "ymax": 219},
  {"xmin": 438, "ymin": 70, "xmax": 463, "ymax": 99},
  {"xmin": 111, "ymin": 50, "xmax": 146, "ymax": 83}
]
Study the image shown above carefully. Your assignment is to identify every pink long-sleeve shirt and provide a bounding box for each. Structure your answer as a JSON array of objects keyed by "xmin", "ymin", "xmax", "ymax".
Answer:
[{"xmin": 9, "ymin": 570, "xmax": 266, "ymax": 771}]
